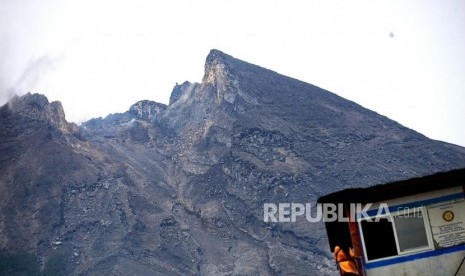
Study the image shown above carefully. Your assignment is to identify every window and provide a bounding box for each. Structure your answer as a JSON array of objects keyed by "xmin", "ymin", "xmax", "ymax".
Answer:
[
  {"xmin": 360, "ymin": 218, "xmax": 398, "ymax": 261},
  {"xmin": 392, "ymin": 210, "xmax": 430, "ymax": 253},
  {"xmin": 359, "ymin": 207, "xmax": 433, "ymax": 262}
]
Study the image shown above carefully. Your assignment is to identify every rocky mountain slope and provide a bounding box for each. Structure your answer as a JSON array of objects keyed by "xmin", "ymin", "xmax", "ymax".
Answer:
[{"xmin": 1, "ymin": 50, "xmax": 464, "ymax": 275}]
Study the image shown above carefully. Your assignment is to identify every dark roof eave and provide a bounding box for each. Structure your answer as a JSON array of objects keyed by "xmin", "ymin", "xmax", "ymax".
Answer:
[{"xmin": 318, "ymin": 168, "xmax": 465, "ymax": 205}]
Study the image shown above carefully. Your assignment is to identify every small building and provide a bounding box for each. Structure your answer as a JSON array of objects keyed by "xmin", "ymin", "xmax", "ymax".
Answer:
[{"xmin": 318, "ymin": 168, "xmax": 465, "ymax": 275}]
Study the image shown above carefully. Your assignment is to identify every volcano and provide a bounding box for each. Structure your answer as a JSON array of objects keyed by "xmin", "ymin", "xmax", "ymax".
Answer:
[{"xmin": 1, "ymin": 50, "xmax": 464, "ymax": 275}]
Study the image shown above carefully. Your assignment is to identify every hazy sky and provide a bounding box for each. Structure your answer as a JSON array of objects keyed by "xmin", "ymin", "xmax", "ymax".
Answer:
[{"xmin": 1, "ymin": 0, "xmax": 464, "ymax": 146}]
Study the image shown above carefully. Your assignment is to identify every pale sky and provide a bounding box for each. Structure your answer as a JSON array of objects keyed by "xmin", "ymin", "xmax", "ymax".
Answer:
[{"xmin": 1, "ymin": 0, "xmax": 464, "ymax": 146}]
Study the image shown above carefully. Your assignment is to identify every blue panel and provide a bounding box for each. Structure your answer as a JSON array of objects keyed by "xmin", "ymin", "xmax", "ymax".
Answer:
[
  {"xmin": 364, "ymin": 193, "xmax": 464, "ymax": 217},
  {"xmin": 365, "ymin": 244, "xmax": 465, "ymax": 269}
]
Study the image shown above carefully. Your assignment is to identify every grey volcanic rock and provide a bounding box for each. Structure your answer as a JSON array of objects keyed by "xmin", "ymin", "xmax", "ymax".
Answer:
[
  {"xmin": 1, "ymin": 49, "xmax": 465, "ymax": 275},
  {"xmin": 169, "ymin": 81, "xmax": 198, "ymax": 105},
  {"xmin": 7, "ymin": 92, "xmax": 75, "ymax": 133}
]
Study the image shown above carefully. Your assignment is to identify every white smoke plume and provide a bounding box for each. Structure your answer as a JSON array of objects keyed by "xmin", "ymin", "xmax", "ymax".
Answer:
[{"xmin": 1, "ymin": 55, "xmax": 62, "ymax": 109}]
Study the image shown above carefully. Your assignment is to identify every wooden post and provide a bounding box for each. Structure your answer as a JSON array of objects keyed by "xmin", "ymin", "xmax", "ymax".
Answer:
[{"xmin": 346, "ymin": 203, "xmax": 364, "ymax": 276}]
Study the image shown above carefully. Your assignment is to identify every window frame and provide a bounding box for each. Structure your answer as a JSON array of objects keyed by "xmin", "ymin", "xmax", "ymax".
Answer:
[{"xmin": 358, "ymin": 206, "xmax": 434, "ymax": 263}]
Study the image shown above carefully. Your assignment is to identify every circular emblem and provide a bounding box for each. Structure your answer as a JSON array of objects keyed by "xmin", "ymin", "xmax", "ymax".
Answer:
[{"xmin": 443, "ymin": 210, "xmax": 454, "ymax": 222}]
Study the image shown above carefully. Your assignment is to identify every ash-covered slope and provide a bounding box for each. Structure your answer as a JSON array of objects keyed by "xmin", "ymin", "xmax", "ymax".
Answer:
[{"xmin": 1, "ymin": 50, "xmax": 464, "ymax": 276}]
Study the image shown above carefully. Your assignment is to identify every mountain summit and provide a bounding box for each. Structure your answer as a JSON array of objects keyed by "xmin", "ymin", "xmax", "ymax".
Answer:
[{"xmin": 1, "ymin": 50, "xmax": 464, "ymax": 275}]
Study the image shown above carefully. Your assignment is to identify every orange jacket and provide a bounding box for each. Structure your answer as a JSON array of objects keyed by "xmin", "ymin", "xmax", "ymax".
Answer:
[{"xmin": 334, "ymin": 246, "xmax": 358, "ymax": 275}]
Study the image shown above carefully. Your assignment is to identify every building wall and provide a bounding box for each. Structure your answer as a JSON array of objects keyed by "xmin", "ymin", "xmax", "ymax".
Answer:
[
  {"xmin": 366, "ymin": 250, "xmax": 465, "ymax": 276},
  {"xmin": 360, "ymin": 186, "xmax": 465, "ymax": 276}
]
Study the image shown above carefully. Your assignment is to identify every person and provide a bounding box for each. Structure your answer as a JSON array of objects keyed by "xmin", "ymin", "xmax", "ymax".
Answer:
[{"xmin": 334, "ymin": 245, "xmax": 358, "ymax": 276}]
